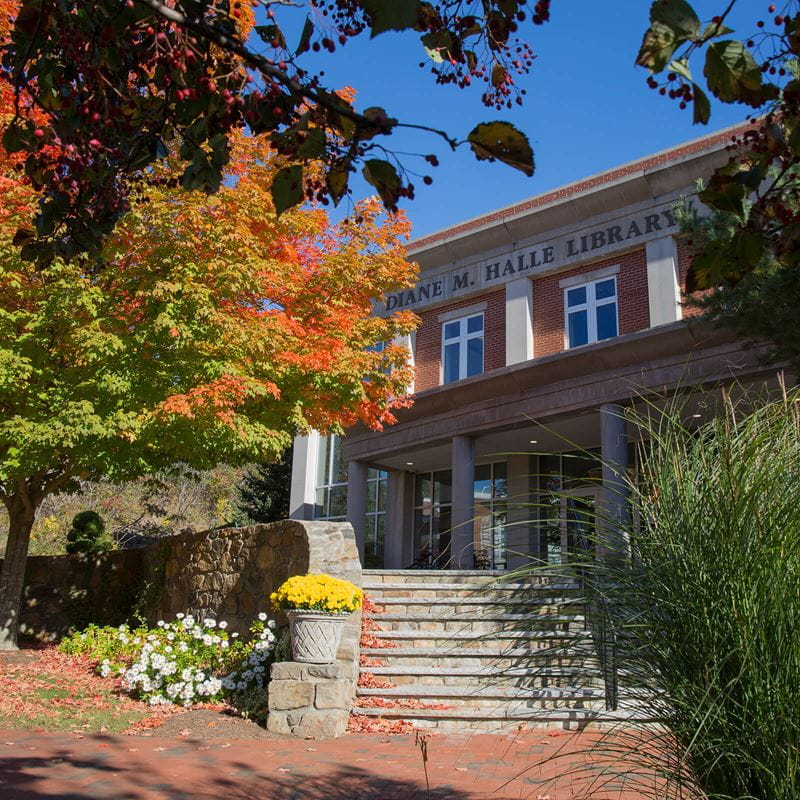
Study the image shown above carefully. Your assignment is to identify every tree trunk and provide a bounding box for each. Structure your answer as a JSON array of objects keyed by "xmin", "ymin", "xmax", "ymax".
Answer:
[{"xmin": 0, "ymin": 496, "xmax": 36, "ymax": 650}]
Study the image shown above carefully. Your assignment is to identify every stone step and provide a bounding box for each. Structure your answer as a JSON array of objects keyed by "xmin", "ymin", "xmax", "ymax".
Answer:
[
  {"xmin": 361, "ymin": 646, "xmax": 599, "ymax": 670},
  {"xmin": 363, "ymin": 581, "xmax": 581, "ymax": 595},
  {"xmin": 369, "ymin": 597, "xmax": 585, "ymax": 615},
  {"xmin": 360, "ymin": 664, "xmax": 603, "ymax": 689},
  {"xmin": 370, "ymin": 629, "xmax": 592, "ymax": 648},
  {"xmin": 366, "ymin": 613, "xmax": 585, "ymax": 634},
  {"xmin": 350, "ymin": 705, "xmax": 650, "ymax": 732},
  {"xmin": 363, "ymin": 569, "xmax": 509, "ymax": 583},
  {"xmin": 357, "ymin": 685, "xmax": 605, "ymax": 708}
]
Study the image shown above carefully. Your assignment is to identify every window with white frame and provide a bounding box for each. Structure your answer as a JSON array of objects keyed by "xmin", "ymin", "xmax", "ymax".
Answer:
[
  {"xmin": 442, "ymin": 312, "xmax": 484, "ymax": 384},
  {"xmin": 314, "ymin": 435, "xmax": 348, "ymax": 520},
  {"xmin": 564, "ymin": 276, "xmax": 618, "ymax": 348}
]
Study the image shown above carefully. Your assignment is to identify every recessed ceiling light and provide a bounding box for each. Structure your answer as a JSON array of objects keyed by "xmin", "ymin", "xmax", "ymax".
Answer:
[
  {"xmin": 405, "ymin": 461, "xmax": 414, "ymax": 466},
  {"xmin": 529, "ymin": 439, "xmax": 538, "ymax": 444}
]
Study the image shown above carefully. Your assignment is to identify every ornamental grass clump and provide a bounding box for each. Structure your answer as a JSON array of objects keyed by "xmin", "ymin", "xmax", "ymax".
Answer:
[
  {"xmin": 536, "ymin": 389, "xmax": 800, "ymax": 800},
  {"xmin": 270, "ymin": 574, "xmax": 362, "ymax": 614}
]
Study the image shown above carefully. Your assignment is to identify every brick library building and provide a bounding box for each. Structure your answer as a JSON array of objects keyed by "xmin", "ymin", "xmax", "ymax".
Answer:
[{"xmin": 288, "ymin": 123, "xmax": 781, "ymax": 571}]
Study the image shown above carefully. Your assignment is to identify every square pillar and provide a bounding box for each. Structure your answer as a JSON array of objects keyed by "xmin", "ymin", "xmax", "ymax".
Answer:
[
  {"xmin": 289, "ymin": 432, "xmax": 319, "ymax": 521},
  {"xmin": 600, "ymin": 403, "xmax": 630, "ymax": 559},
  {"xmin": 346, "ymin": 460, "xmax": 368, "ymax": 564},
  {"xmin": 385, "ymin": 469, "xmax": 414, "ymax": 569},
  {"xmin": 451, "ymin": 435, "xmax": 475, "ymax": 569},
  {"xmin": 505, "ymin": 277, "xmax": 534, "ymax": 365},
  {"xmin": 646, "ymin": 236, "xmax": 681, "ymax": 327}
]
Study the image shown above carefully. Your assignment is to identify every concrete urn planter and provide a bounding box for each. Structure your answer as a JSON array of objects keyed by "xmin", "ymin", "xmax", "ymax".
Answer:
[{"xmin": 287, "ymin": 610, "xmax": 346, "ymax": 663}]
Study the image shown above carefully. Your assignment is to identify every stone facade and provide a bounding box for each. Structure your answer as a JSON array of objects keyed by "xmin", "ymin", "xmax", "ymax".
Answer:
[{"xmin": 145, "ymin": 519, "xmax": 361, "ymax": 635}]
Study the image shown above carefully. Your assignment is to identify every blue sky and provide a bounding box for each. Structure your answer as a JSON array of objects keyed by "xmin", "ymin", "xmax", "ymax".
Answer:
[{"xmin": 263, "ymin": 2, "xmax": 757, "ymax": 239}]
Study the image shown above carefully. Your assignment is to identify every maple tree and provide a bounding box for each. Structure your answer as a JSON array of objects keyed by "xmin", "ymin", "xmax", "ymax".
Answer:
[{"xmin": 0, "ymin": 122, "xmax": 417, "ymax": 649}]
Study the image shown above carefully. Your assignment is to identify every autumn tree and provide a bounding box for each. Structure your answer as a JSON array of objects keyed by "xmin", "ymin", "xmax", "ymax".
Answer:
[{"xmin": 0, "ymin": 126, "xmax": 417, "ymax": 649}]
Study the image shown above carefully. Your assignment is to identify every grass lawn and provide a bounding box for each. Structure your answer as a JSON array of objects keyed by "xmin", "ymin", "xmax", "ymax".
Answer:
[{"xmin": 0, "ymin": 646, "xmax": 165, "ymax": 734}]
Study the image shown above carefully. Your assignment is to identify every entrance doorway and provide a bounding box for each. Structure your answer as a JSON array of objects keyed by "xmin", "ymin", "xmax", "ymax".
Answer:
[{"xmin": 544, "ymin": 486, "xmax": 600, "ymax": 565}]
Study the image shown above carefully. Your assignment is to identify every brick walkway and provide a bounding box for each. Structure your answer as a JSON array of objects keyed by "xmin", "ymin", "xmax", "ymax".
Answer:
[{"xmin": 0, "ymin": 728, "xmax": 662, "ymax": 799}]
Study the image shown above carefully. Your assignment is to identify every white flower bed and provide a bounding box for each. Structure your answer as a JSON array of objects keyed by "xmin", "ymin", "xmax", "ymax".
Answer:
[{"xmin": 100, "ymin": 612, "xmax": 277, "ymax": 707}]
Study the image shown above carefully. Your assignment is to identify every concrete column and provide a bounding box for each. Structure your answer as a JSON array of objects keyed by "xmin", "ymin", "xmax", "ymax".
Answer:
[
  {"xmin": 289, "ymin": 432, "xmax": 319, "ymax": 520},
  {"xmin": 505, "ymin": 453, "xmax": 536, "ymax": 570},
  {"xmin": 505, "ymin": 277, "xmax": 534, "ymax": 365},
  {"xmin": 385, "ymin": 470, "xmax": 415, "ymax": 569},
  {"xmin": 646, "ymin": 236, "xmax": 681, "ymax": 327},
  {"xmin": 600, "ymin": 404, "xmax": 630, "ymax": 559},
  {"xmin": 346, "ymin": 460, "xmax": 368, "ymax": 564},
  {"xmin": 451, "ymin": 435, "xmax": 475, "ymax": 569}
]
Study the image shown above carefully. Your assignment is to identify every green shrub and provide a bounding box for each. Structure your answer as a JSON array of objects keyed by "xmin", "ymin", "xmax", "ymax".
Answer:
[{"xmin": 65, "ymin": 510, "xmax": 113, "ymax": 555}]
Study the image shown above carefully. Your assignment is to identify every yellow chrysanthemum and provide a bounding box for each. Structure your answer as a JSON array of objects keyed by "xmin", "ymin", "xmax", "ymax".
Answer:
[{"xmin": 271, "ymin": 574, "xmax": 362, "ymax": 614}]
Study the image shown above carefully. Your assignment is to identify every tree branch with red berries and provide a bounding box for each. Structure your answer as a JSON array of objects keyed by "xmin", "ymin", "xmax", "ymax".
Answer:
[{"xmin": 0, "ymin": 0, "xmax": 545, "ymax": 264}]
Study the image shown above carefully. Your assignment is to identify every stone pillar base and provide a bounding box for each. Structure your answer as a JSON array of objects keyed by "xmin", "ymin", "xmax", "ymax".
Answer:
[{"xmin": 267, "ymin": 661, "xmax": 355, "ymax": 739}]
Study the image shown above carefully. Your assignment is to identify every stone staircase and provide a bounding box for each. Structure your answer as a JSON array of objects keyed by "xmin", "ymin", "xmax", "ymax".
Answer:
[{"xmin": 353, "ymin": 569, "xmax": 637, "ymax": 732}]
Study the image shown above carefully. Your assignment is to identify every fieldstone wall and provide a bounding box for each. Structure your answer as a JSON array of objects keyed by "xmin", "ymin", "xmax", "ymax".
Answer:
[
  {"xmin": 144, "ymin": 520, "xmax": 361, "ymax": 638},
  {"xmin": 6, "ymin": 519, "xmax": 361, "ymax": 642},
  {"xmin": 5, "ymin": 549, "xmax": 145, "ymax": 641}
]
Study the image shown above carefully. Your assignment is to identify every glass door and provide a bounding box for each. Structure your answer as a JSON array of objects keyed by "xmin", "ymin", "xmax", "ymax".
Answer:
[{"xmin": 561, "ymin": 487, "xmax": 599, "ymax": 564}]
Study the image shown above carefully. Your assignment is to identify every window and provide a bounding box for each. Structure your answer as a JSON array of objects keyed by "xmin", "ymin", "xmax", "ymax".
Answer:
[
  {"xmin": 413, "ymin": 471, "xmax": 452, "ymax": 566},
  {"xmin": 473, "ymin": 462, "xmax": 508, "ymax": 569},
  {"xmin": 365, "ymin": 468, "xmax": 388, "ymax": 568},
  {"xmin": 564, "ymin": 277, "xmax": 618, "ymax": 348},
  {"xmin": 442, "ymin": 313, "xmax": 484, "ymax": 384},
  {"xmin": 315, "ymin": 436, "xmax": 388, "ymax": 565},
  {"xmin": 314, "ymin": 435, "xmax": 348, "ymax": 520}
]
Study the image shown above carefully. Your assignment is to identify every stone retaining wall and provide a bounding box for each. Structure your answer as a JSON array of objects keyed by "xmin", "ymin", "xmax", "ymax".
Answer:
[
  {"xmin": 7, "ymin": 520, "xmax": 362, "ymax": 739},
  {"xmin": 7, "ymin": 549, "xmax": 145, "ymax": 641},
  {"xmin": 5, "ymin": 520, "xmax": 361, "ymax": 639}
]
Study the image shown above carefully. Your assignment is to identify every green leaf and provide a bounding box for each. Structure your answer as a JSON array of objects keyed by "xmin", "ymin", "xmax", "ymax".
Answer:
[
  {"xmin": 637, "ymin": 22, "xmax": 681, "ymax": 72},
  {"xmin": 650, "ymin": 0, "xmax": 700, "ymax": 40},
  {"xmin": 467, "ymin": 121, "xmax": 534, "ymax": 177},
  {"xmin": 255, "ymin": 24, "xmax": 287, "ymax": 49},
  {"xmin": 12, "ymin": 228, "xmax": 35, "ymax": 247},
  {"xmin": 271, "ymin": 165, "xmax": 304, "ymax": 216},
  {"xmin": 693, "ymin": 83, "xmax": 711, "ymax": 124},
  {"xmin": 491, "ymin": 63, "xmax": 507, "ymax": 89},
  {"xmin": 699, "ymin": 21, "xmax": 734, "ymax": 41},
  {"xmin": 2, "ymin": 124, "xmax": 27, "ymax": 154},
  {"xmin": 699, "ymin": 173, "xmax": 747, "ymax": 215},
  {"xmin": 704, "ymin": 40, "xmax": 764, "ymax": 106},
  {"xmin": 637, "ymin": 0, "xmax": 701, "ymax": 71},
  {"xmin": 209, "ymin": 134, "xmax": 230, "ymax": 170},
  {"xmin": 668, "ymin": 58, "xmax": 692, "ymax": 82},
  {"xmin": 362, "ymin": 159, "xmax": 402, "ymax": 209},
  {"xmin": 686, "ymin": 230, "xmax": 764, "ymax": 291},
  {"xmin": 422, "ymin": 30, "xmax": 458, "ymax": 63},
  {"xmin": 297, "ymin": 128, "xmax": 326, "ymax": 159},
  {"xmin": 358, "ymin": 0, "xmax": 421, "ymax": 37},
  {"xmin": 181, "ymin": 148, "xmax": 223, "ymax": 194},
  {"xmin": 326, "ymin": 162, "xmax": 350, "ymax": 205},
  {"xmin": 295, "ymin": 17, "xmax": 313, "ymax": 55}
]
